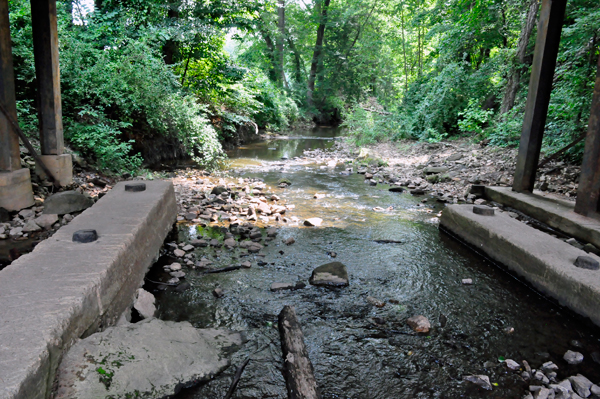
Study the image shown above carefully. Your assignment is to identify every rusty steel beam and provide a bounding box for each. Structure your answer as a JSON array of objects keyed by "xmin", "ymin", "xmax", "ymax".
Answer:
[
  {"xmin": 0, "ymin": 0, "xmax": 21, "ymax": 172},
  {"xmin": 513, "ymin": 0, "xmax": 567, "ymax": 193},
  {"xmin": 31, "ymin": 0, "xmax": 64, "ymax": 155},
  {"xmin": 575, "ymin": 55, "xmax": 600, "ymax": 217}
]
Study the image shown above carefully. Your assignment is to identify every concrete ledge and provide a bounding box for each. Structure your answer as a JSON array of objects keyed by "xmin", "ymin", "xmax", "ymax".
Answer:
[
  {"xmin": 0, "ymin": 169, "xmax": 34, "ymax": 211},
  {"xmin": 440, "ymin": 204, "xmax": 600, "ymax": 326},
  {"xmin": 0, "ymin": 180, "xmax": 177, "ymax": 399},
  {"xmin": 35, "ymin": 155, "xmax": 73, "ymax": 187},
  {"xmin": 485, "ymin": 186, "xmax": 600, "ymax": 249}
]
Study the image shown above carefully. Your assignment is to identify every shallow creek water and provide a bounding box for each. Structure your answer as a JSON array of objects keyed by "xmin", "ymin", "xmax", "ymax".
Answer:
[{"xmin": 147, "ymin": 128, "xmax": 600, "ymax": 399}]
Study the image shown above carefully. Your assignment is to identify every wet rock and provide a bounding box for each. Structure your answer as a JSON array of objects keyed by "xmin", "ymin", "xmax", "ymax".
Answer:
[
  {"xmin": 304, "ymin": 218, "xmax": 323, "ymax": 227},
  {"xmin": 267, "ymin": 228, "xmax": 278, "ymax": 237},
  {"xmin": 22, "ymin": 219, "xmax": 41, "ymax": 233},
  {"xmin": 170, "ymin": 262, "xmax": 182, "ymax": 271},
  {"xmin": 271, "ymin": 282, "xmax": 295, "ymax": 292},
  {"xmin": 133, "ymin": 288, "xmax": 156, "ymax": 319},
  {"xmin": 410, "ymin": 189, "xmax": 425, "ymax": 195},
  {"xmin": 43, "ymin": 191, "xmax": 93, "ymax": 215},
  {"xmin": 34, "ymin": 213, "xmax": 58, "ymax": 229},
  {"xmin": 175, "ymin": 282, "xmax": 191, "ymax": 292},
  {"xmin": 564, "ymin": 350, "xmax": 584, "ymax": 365},
  {"xmin": 173, "ymin": 249, "xmax": 185, "ymax": 258},
  {"xmin": 213, "ymin": 288, "xmax": 224, "ymax": 298},
  {"xmin": 462, "ymin": 278, "xmax": 473, "ymax": 285},
  {"xmin": 191, "ymin": 238, "xmax": 208, "ymax": 247},
  {"xmin": 209, "ymin": 239, "xmax": 221, "ymax": 247},
  {"xmin": 366, "ymin": 296, "xmax": 385, "ymax": 308},
  {"xmin": 309, "ymin": 262, "xmax": 349, "ymax": 287},
  {"xmin": 241, "ymin": 261, "xmax": 252, "ymax": 268},
  {"xmin": 368, "ymin": 180, "xmax": 377, "ymax": 186},
  {"xmin": 569, "ymin": 374, "xmax": 593, "ymax": 398},
  {"xmin": 463, "ymin": 375, "xmax": 492, "ymax": 390},
  {"xmin": 170, "ymin": 271, "xmax": 186, "ymax": 278},
  {"xmin": 182, "ymin": 244, "xmax": 194, "ymax": 252},
  {"xmin": 284, "ymin": 237, "xmax": 295, "ymax": 245},
  {"xmin": 211, "ymin": 186, "xmax": 228, "ymax": 195},
  {"xmin": 583, "ymin": 243, "xmax": 600, "ymax": 256},
  {"xmin": 407, "ymin": 315, "xmax": 431, "ymax": 333},
  {"xmin": 224, "ymin": 238, "xmax": 237, "ymax": 248},
  {"xmin": 54, "ymin": 318, "xmax": 241, "ymax": 399},
  {"xmin": 256, "ymin": 202, "xmax": 271, "ymax": 215},
  {"xmin": 246, "ymin": 242, "xmax": 263, "ymax": 253},
  {"xmin": 389, "ymin": 186, "xmax": 404, "ymax": 192},
  {"xmin": 505, "ymin": 359, "xmax": 520, "ymax": 370}
]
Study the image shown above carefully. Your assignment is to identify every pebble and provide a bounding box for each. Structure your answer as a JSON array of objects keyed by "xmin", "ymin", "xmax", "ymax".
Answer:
[
  {"xmin": 304, "ymin": 218, "xmax": 323, "ymax": 227},
  {"xmin": 173, "ymin": 249, "xmax": 185, "ymax": 257},
  {"xmin": 241, "ymin": 261, "xmax": 252, "ymax": 268},
  {"xmin": 270, "ymin": 282, "xmax": 295, "ymax": 292},
  {"xmin": 182, "ymin": 244, "xmax": 194, "ymax": 252},
  {"xmin": 563, "ymin": 350, "xmax": 584, "ymax": 365},
  {"xmin": 366, "ymin": 296, "xmax": 385, "ymax": 308},
  {"xmin": 505, "ymin": 359, "xmax": 520, "ymax": 370},
  {"xmin": 461, "ymin": 278, "xmax": 472, "ymax": 285},
  {"xmin": 170, "ymin": 262, "xmax": 182, "ymax": 271},
  {"xmin": 212, "ymin": 288, "xmax": 224, "ymax": 298},
  {"xmin": 463, "ymin": 375, "xmax": 492, "ymax": 390},
  {"xmin": 284, "ymin": 237, "xmax": 295, "ymax": 245},
  {"xmin": 569, "ymin": 374, "xmax": 593, "ymax": 398},
  {"xmin": 407, "ymin": 315, "xmax": 431, "ymax": 333}
]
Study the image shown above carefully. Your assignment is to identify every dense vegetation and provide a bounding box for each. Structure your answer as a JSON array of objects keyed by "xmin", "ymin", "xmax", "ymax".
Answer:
[{"xmin": 7, "ymin": 0, "xmax": 600, "ymax": 173}]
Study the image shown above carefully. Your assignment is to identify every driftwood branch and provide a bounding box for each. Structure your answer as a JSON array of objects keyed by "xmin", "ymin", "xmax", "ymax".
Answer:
[
  {"xmin": 204, "ymin": 266, "xmax": 243, "ymax": 274},
  {"xmin": 538, "ymin": 131, "xmax": 587, "ymax": 168},
  {"xmin": 278, "ymin": 306, "xmax": 321, "ymax": 399}
]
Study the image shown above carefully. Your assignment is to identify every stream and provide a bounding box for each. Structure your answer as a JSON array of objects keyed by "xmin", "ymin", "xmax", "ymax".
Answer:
[{"xmin": 146, "ymin": 127, "xmax": 600, "ymax": 398}]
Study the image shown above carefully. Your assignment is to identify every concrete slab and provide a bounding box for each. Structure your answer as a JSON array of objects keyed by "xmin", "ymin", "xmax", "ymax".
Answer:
[
  {"xmin": 0, "ymin": 169, "xmax": 34, "ymax": 211},
  {"xmin": 485, "ymin": 186, "xmax": 600, "ymax": 249},
  {"xmin": 440, "ymin": 204, "xmax": 600, "ymax": 327},
  {"xmin": 0, "ymin": 180, "xmax": 176, "ymax": 399}
]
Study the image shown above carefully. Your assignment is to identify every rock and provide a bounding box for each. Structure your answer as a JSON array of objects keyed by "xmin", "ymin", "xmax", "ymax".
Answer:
[
  {"xmin": 364, "ymin": 173, "xmax": 373, "ymax": 179},
  {"xmin": 505, "ymin": 359, "xmax": 520, "ymax": 370},
  {"xmin": 284, "ymin": 237, "xmax": 295, "ymax": 245},
  {"xmin": 532, "ymin": 387, "xmax": 551, "ymax": 399},
  {"xmin": 133, "ymin": 288, "xmax": 156, "ymax": 319},
  {"xmin": 170, "ymin": 271, "xmax": 186, "ymax": 278},
  {"xmin": 54, "ymin": 319, "xmax": 242, "ymax": 399},
  {"xmin": 170, "ymin": 262, "xmax": 182, "ymax": 271},
  {"xmin": 34, "ymin": 214, "xmax": 58, "ymax": 229},
  {"xmin": 271, "ymin": 282, "xmax": 295, "ymax": 292},
  {"xmin": 557, "ymin": 379, "xmax": 573, "ymax": 394},
  {"xmin": 590, "ymin": 385, "xmax": 600, "ymax": 396},
  {"xmin": 209, "ymin": 239, "xmax": 221, "ymax": 247},
  {"xmin": 314, "ymin": 193, "xmax": 326, "ymax": 199},
  {"xmin": 564, "ymin": 350, "xmax": 584, "ymax": 365},
  {"xmin": 309, "ymin": 261, "xmax": 349, "ymax": 287},
  {"xmin": 407, "ymin": 315, "xmax": 431, "ymax": 333},
  {"xmin": 550, "ymin": 384, "xmax": 572, "ymax": 399},
  {"xmin": 304, "ymin": 218, "xmax": 323, "ymax": 227},
  {"xmin": 256, "ymin": 202, "xmax": 271, "ymax": 215},
  {"xmin": 366, "ymin": 296, "xmax": 385, "ymax": 308},
  {"xmin": 211, "ymin": 186, "xmax": 228, "ymax": 195},
  {"xmin": 542, "ymin": 361, "xmax": 559, "ymax": 371},
  {"xmin": 569, "ymin": 374, "xmax": 593, "ymax": 398},
  {"xmin": 43, "ymin": 191, "xmax": 93, "ymax": 215},
  {"xmin": 447, "ymin": 153, "xmax": 463, "ymax": 161},
  {"xmin": 583, "ymin": 243, "xmax": 600, "ymax": 256},
  {"xmin": 410, "ymin": 189, "xmax": 425, "ymax": 195},
  {"xmin": 175, "ymin": 282, "xmax": 191, "ymax": 292},
  {"xmin": 22, "ymin": 219, "xmax": 41, "ymax": 233},
  {"xmin": 182, "ymin": 244, "xmax": 195, "ymax": 252},
  {"xmin": 463, "ymin": 375, "xmax": 492, "ymax": 390},
  {"xmin": 224, "ymin": 238, "xmax": 237, "ymax": 248},
  {"xmin": 173, "ymin": 249, "xmax": 185, "ymax": 258},
  {"xmin": 423, "ymin": 166, "xmax": 449, "ymax": 175},
  {"xmin": 462, "ymin": 278, "xmax": 473, "ymax": 285},
  {"xmin": 63, "ymin": 214, "xmax": 74, "ymax": 222},
  {"xmin": 18, "ymin": 208, "xmax": 35, "ymax": 219},
  {"xmin": 267, "ymin": 228, "xmax": 278, "ymax": 237},
  {"xmin": 241, "ymin": 261, "xmax": 252, "ymax": 268},
  {"xmin": 534, "ymin": 370, "xmax": 550, "ymax": 384},
  {"xmin": 213, "ymin": 288, "xmax": 224, "ymax": 298},
  {"xmin": 191, "ymin": 238, "xmax": 208, "ymax": 247}
]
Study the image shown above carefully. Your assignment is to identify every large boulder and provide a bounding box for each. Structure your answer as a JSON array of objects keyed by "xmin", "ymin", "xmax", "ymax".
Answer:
[
  {"xmin": 309, "ymin": 262, "xmax": 349, "ymax": 287},
  {"xmin": 54, "ymin": 318, "xmax": 243, "ymax": 399},
  {"xmin": 43, "ymin": 191, "xmax": 93, "ymax": 215}
]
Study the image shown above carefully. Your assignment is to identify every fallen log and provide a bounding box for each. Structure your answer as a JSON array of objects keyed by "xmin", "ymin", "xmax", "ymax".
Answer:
[
  {"xmin": 204, "ymin": 266, "xmax": 243, "ymax": 274},
  {"xmin": 278, "ymin": 306, "xmax": 321, "ymax": 399}
]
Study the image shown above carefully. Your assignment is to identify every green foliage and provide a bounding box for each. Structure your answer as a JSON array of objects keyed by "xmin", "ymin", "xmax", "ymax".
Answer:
[{"xmin": 458, "ymin": 100, "xmax": 494, "ymax": 136}]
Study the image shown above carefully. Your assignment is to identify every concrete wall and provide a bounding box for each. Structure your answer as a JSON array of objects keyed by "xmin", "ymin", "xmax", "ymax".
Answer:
[
  {"xmin": 0, "ymin": 181, "xmax": 176, "ymax": 399},
  {"xmin": 440, "ymin": 205, "xmax": 600, "ymax": 327}
]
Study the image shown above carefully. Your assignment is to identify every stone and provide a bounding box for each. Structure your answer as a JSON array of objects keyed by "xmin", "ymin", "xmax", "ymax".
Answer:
[
  {"xmin": 423, "ymin": 166, "xmax": 449, "ymax": 175},
  {"xmin": 241, "ymin": 261, "xmax": 252, "ymax": 268},
  {"xmin": 133, "ymin": 288, "xmax": 156, "ymax": 319},
  {"xmin": 590, "ymin": 385, "xmax": 600, "ymax": 396},
  {"xmin": 211, "ymin": 186, "xmax": 228, "ymax": 195},
  {"xmin": 210, "ymin": 239, "xmax": 221, "ymax": 247},
  {"xmin": 170, "ymin": 271, "xmax": 186, "ymax": 278},
  {"xmin": 191, "ymin": 238, "xmax": 208, "ymax": 247},
  {"xmin": 447, "ymin": 153, "xmax": 463, "ymax": 161},
  {"xmin": 304, "ymin": 218, "xmax": 323, "ymax": 227},
  {"xmin": 271, "ymin": 282, "xmax": 295, "ymax": 292},
  {"xmin": 54, "ymin": 319, "xmax": 242, "ymax": 399},
  {"xmin": 256, "ymin": 202, "xmax": 271, "ymax": 215},
  {"xmin": 542, "ymin": 361, "xmax": 559, "ymax": 371},
  {"xmin": 410, "ymin": 189, "xmax": 425, "ymax": 195},
  {"xmin": 564, "ymin": 350, "xmax": 584, "ymax": 365},
  {"xmin": 18, "ymin": 208, "xmax": 35, "ymax": 219},
  {"xmin": 407, "ymin": 315, "xmax": 431, "ymax": 333},
  {"xmin": 213, "ymin": 288, "xmax": 224, "ymax": 298},
  {"xmin": 63, "ymin": 214, "xmax": 74, "ymax": 222},
  {"xmin": 366, "ymin": 296, "xmax": 385, "ymax": 308},
  {"xmin": 557, "ymin": 379, "xmax": 573, "ymax": 394},
  {"xmin": 569, "ymin": 374, "xmax": 593, "ymax": 398},
  {"xmin": 550, "ymin": 385, "xmax": 571, "ymax": 399},
  {"xmin": 224, "ymin": 238, "xmax": 237, "ymax": 248},
  {"xmin": 583, "ymin": 243, "xmax": 600, "ymax": 256},
  {"xmin": 34, "ymin": 214, "xmax": 58, "ymax": 229},
  {"xmin": 505, "ymin": 359, "xmax": 520, "ymax": 370},
  {"xmin": 247, "ymin": 242, "xmax": 263, "ymax": 253},
  {"xmin": 284, "ymin": 237, "xmax": 295, "ymax": 245},
  {"xmin": 574, "ymin": 256, "xmax": 599, "ymax": 271},
  {"xmin": 473, "ymin": 205, "xmax": 495, "ymax": 216},
  {"xmin": 463, "ymin": 375, "xmax": 492, "ymax": 390},
  {"xmin": 462, "ymin": 278, "xmax": 473, "ymax": 285},
  {"xmin": 173, "ymin": 249, "xmax": 185, "ymax": 257},
  {"xmin": 43, "ymin": 191, "xmax": 93, "ymax": 215},
  {"xmin": 532, "ymin": 387, "xmax": 551, "ymax": 399},
  {"xmin": 534, "ymin": 370, "xmax": 550, "ymax": 384},
  {"xmin": 309, "ymin": 262, "xmax": 349, "ymax": 287},
  {"xmin": 176, "ymin": 282, "xmax": 191, "ymax": 292},
  {"xmin": 22, "ymin": 219, "xmax": 41, "ymax": 233},
  {"xmin": 170, "ymin": 262, "xmax": 182, "ymax": 271},
  {"xmin": 182, "ymin": 244, "xmax": 195, "ymax": 252}
]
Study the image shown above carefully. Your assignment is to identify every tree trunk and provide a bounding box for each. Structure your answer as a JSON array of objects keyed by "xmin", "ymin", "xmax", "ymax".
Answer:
[
  {"xmin": 500, "ymin": 0, "xmax": 540, "ymax": 114},
  {"xmin": 277, "ymin": 0, "xmax": 287, "ymax": 88},
  {"xmin": 400, "ymin": 2, "xmax": 408, "ymax": 93},
  {"xmin": 288, "ymin": 36, "xmax": 307, "ymax": 83},
  {"xmin": 260, "ymin": 28, "xmax": 279, "ymax": 82},
  {"xmin": 278, "ymin": 306, "xmax": 321, "ymax": 399},
  {"xmin": 162, "ymin": 2, "xmax": 180, "ymax": 65},
  {"xmin": 307, "ymin": 0, "xmax": 331, "ymax": 107}
]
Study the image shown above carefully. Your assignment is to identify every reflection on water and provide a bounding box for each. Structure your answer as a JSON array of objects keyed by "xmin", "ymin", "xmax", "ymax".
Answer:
[{"xmin": 150, "ymin": 128, "xmax": 600, "ymax": 399}]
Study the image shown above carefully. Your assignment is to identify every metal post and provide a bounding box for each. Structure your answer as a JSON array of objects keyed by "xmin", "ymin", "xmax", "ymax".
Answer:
[
  {"xmin": 30, "ymin": 0, "xmax": 64, "ymax": 156},
  {"xmin": 0, "ymin": 0, "xmax": 21, "ymax": 172},
  {"xmin": 575, "ymin": 55, "xmax": 600, "ymax": 217},
  {"xmin": 513, "ymin": 0, "xmax": 567, "ymax": 193}
]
